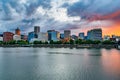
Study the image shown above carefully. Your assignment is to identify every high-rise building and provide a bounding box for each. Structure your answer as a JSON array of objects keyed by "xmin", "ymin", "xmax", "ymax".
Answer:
[
  {"xmin": 87, "ymin": 28, "xmax": 102, "ymax": 41},
  {"xmin": 64, "ymin": 30, "xmax": 71, "ymax": 39},
  {"xmin": 28, "ymin": 32, "xmax": 35, "ymax": 42},
  {"xmin": 15, "ymin": 27, "xmax": 20, "ymax": 35},
  {"xmin": 3, "ymin": 32, "xmax": 14, "ymax": 42},
  {"xmin": 79, "ymin": 32, "xmax": 85, "ymax": 39},
  {"xmin": 47, "ymin": 30, "xmax": 58, "ymax": 41},
  {"xmin": 34, "ymin": 26, "xmax": 40, "ymax": 38},
  {"xmin": 60, "ymin": 34, "xmax": 64, "ymax": 39},
  {"xmin": 34, "ymin": 26, "xmax": 40, "ymax": 34}
]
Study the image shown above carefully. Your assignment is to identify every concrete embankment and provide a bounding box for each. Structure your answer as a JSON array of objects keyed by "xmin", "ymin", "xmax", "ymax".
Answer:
[{"xmin": 0, "ymin": 44, "xmax": 118, "ymax": 49}]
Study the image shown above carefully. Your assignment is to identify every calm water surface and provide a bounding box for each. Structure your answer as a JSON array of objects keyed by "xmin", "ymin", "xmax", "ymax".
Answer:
[{"xmin": 0, "ymin": 48, "xmax": 120, "ymax": 80}]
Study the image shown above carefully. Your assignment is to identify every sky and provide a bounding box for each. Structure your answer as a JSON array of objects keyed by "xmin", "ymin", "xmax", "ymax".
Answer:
[{"xmin": 0, "ymin": 0, "xmax": 120, "ymax": 36}]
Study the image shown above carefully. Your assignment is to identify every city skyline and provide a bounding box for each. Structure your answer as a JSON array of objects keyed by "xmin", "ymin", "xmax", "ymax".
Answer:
[
  {"xmin": 0, "ymin": 26, "xmax": 117, "ymax": 37},
  {"xmin": 0, "ymin": 0, "xmax": 120, "ymax": 36},
  {"xmin": 0, "ymin": 26, "xmax": 117, "ymax": 38}
]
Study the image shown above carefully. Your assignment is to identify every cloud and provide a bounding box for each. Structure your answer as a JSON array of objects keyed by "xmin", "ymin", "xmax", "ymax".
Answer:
[
  {"xmin": 68, "ymin": 0, "xmax": 120, "ymax": 17},
  {"xmin": 0, "ymin": 0, "xmax": 120, "ymax": 35},
  {"xmin": 46, "ymin": 7, "xmax": 80, "ymax": 22},
  {"xmin": 19, "ymin": 0, "xmax": 28, "ymax": 4}
]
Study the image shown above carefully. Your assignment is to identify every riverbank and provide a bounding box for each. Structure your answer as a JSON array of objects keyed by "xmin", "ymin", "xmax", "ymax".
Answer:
[{"xmin": 0, "ymin": 44, "xmax": 119, "ymax": 49}]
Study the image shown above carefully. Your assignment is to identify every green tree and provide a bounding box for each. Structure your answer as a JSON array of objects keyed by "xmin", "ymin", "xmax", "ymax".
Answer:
[
  {"xmin": 44, "ymin": 41, "xmax": 48, "ymax": 44},
  {"xmin": 102, "ymin": 40, "xmax": 115, "ymax": 44},
  {"xmin": 33, "ymin": 41, "xmax": 42, "ymax": 44},
  {"xmin": 75, "ymin": 39, "xmax": 82, "ymax": 44},
  {"xmin": 17, "ymin": 40, "xmax": 28, "ymax": 45},
  {"xmin": 85, "ymin": 40, "xmax": 93, "ymax": 44},
  {"xmin": 70, "ymin": 39, "xmax": 74, "ymax": 44},
  {"xmin": 0, "ymin": 41, "xmax": 3, "ymax": 45},
  {"xmin": 8, "ymin": 40, "xmax": 16, "ymax": 45},
  {"xmin": 93, "ymin": 40, "xmax": 101, "ymax": 44},
  {"xmin": 50, "ymin": 40, "xmax": 54, "ymax": 44}
]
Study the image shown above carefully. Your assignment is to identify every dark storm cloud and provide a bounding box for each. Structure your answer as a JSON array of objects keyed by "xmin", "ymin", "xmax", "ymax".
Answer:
[
  {"xmin": 67, "ymin": 0, "xmax": 120, "ymax": 18},
  {"xmin": 0, "ymin": 0, "xmax": 120, "ymax": 34}
]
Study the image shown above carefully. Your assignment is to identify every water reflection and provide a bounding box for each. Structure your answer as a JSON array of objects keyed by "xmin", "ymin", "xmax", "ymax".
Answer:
[
  {"xmin": 101, "ymin": 49, "xmax": 120, "ymax": 77},
  {"xmin": 0, "ymin": 48, "xmax": 120, "ymax": 80}
]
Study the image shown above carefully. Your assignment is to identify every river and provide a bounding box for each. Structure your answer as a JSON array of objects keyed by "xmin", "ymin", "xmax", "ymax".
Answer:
[{"xmin": 0, "ymin": 48, "xmax": 120, "ymax": 80}]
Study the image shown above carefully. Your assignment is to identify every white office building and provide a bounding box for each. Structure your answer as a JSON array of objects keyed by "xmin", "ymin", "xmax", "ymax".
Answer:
[
  {"xmin": 0, "ymin": 37, "xmax": 3, "ymax": 41},
  {"xmin": 13, "ymin": 35, "xmax": 21, "ymax": 41},
  {"xmin": 38, "ymin": 32, "xmax": 48, "ymax": 42}
]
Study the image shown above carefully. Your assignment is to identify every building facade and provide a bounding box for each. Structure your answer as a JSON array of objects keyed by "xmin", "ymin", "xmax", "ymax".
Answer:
[
  {"xmin": 13, "ymin": 35, "xmax": 21, "ymax": 41},
  {"xmin": 47, "ymin": 30, "xmax": 58, "ymax": 41},
  {"xmin": 0, "ymin": 37, "xmax": 3, "ymax": 41},
  {"xmin": 0, "ymin": 34, "xmax": 3, "ymax": 41},
  {"xmin": 87, "ymin": 31, "xmax": 91, "ymax": 40},
  {"xmin": 37, "ymin": 32, "xmax": 48, "ymax": 42},
  {"xmin": 64, "ymin": 30, "xmax": 71, "ymax": 39},
  {"xmin": 3, "ymin": 32, "xmax": 14, "ymax": 42},
  {"xmin": 71, "ymin": 35, "xmax": 78, "ymax": 40},
  {"xmin": 79, "ymin": 32, "xmax": 85, "ymax": 40},
  {"xmin": 57, "ymin": 31, "xmax": 60, "ymax": 40},
  {"xmin": 15, "ymin": 27, "xmax": 20, "ymax": 35},
  {"xmin": 21, "ymin": 35, "xmax": 28, "ymax": 41},
  {"xmin": 60, "ymin": 34, "xmax": 64, "ymax": 39},
  {"xmin": 28, "ymin": 32, "xmax": 35, "ymax": 42},
  {"xmin": 34, "ymin": 26, "xmax": 40, "ymax": 34},
  {"xmin": 34, "ymin": 26, "xmax": 40, "ymax": 38},
  {"xmin": 87, "ymin": 28, "xmax": 102, "ymax": 41}
]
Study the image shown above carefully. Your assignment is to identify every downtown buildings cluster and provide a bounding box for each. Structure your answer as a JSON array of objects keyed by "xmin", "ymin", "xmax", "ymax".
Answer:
[{"xmin": 0, "ymin": 26, "xmax": 120, "ymax": 43}]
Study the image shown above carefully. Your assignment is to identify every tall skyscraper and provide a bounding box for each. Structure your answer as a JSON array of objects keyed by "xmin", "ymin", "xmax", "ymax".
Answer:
[
  {"xmin": 34, "ymin": 26, "xmax": 40, "ymax": 34},
  {"xmin": 64, "ymin": 30, "xmax": 71, "ymax": 39},
  {"xmin": 15, "ymin": 27, "xmax": 20, "ymax": 35},
  {"xmin": 87, "ymin": 28, "xmax": 102, "ymax": 41},
  {"xmin": 79, "ymin": 32, "xmax": 85, "ymax": 40},
  {"xmin": 34, "ymin": 26, "xmax": 40, "ymax": 38},
  {"xmin": 28, "ymin": 32, "xmax": 35, "ymax": 42},
  {"xmin": 47, "ymin": 30, "xmax": 58, "ymax": 41}
]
